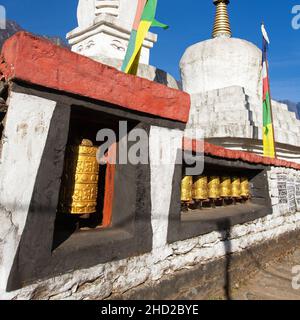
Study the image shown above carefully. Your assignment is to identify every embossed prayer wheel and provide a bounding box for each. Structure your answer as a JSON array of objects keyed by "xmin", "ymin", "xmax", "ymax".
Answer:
[
  {"xmin": 59, "ymin": 139, "xmax": 100, "ymax": 215},
  {"xmin": 220, "ymin": 176, "xmax": 232, "ymax": 198},
  {"xmin": 181, "ymin": 176, "xmax": 193, "ymax": 203},
  {"xmin": 231, "ymin": 176, "xmax": 241, "ymax": 198},
  {"xmin": 208, "ymin": 176, "xmax": 221, "ymax": 199},
  {"xmin": 241, "ymin": 177, "xmax": 250, "ymax": 198},
  {"xmin": 193, "ymin": 176, "xmax": 208, "ymax": 200}
]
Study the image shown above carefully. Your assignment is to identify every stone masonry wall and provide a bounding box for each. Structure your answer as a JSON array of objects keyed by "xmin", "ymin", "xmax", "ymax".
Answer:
[
  {"xmin": 1, "ymin": 161, "xmax": 300, "ymax": 299},
  {"xmin": 187, "ymin": 86, "xmax": 300, "ymax": 147}
]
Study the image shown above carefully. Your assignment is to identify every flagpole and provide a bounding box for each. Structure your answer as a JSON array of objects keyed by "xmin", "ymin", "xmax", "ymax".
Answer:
[
  {"xmin": 262, "ymin": 24, "xmax": 277, "ymax": 159},
  {"xmin": 265, "ymin": 59, "xmax": 277, "ymax": 159},
  {"xmin": 265, "ymin": 45, "xmax": 277, "ymax": 159}
]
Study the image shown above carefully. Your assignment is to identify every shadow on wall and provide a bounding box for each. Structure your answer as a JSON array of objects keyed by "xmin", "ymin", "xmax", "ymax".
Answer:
[
  {"xmin": 154, "ymin": 69, "xmax": 169, "ymax": 87},
  {"xmin": 215, "ymin": 219, "xmax": 295, "ymax": 300},
  {"xmin": 217, "ymin": 219, "xmax": 232, "ymax": 300},
  {"xmin": 153, "ymin": 68, "xmax": 183, "ymax": 90}
]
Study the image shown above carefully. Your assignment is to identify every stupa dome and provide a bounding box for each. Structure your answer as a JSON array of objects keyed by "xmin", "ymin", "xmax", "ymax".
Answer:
[
  {"xmin": 180, "ymin": 37, "xmax": 262, "ymax": 98},
  {"xmin": 180, "ymin": 0, "xmax": 262, "ymax": 97}
]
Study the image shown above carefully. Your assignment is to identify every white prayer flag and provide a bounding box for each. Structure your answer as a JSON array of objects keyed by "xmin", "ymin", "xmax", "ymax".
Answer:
[{"xmin": 261, "ymin": 23, "xmax": 270, "ymax": 44}]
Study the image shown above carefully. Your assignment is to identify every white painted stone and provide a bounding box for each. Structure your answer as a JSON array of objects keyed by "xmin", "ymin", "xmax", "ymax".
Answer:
[
  {"xmin": 271, "ymin": 197, "xmax": 279, "ymax": 206},
  {"xmin": 172, "ymin": 238, "xmax": 199, "ymax": 255},
  {"xmin": 0, "ymin": 92, "xmax": 56, "ymax": 292},
  {"xmin": 198, "ymin": 231, "xmax": 221, "ymax": 247},
  {"xmin": 149, "ymin": 126, "xmax": 183, "ymax": 249}
]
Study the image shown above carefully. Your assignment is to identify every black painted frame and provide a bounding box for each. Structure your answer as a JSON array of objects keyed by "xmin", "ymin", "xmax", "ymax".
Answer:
[
  {"xmin": 6, "ymin": 83, "xmax": 158, "ymax": 291},
  {"xmin": 167, "ymin": 152, "xmax": 272, "ymax": 244}
]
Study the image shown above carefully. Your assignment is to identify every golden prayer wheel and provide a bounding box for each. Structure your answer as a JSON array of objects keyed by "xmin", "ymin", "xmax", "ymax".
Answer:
[
  {"xmin": 59, "ymin": 139, "xmax": 100, "ymax": 215},
  {"xmin": 193, "ymin": 175, "xmax": 208, "ymax": 200},
  {"xmin": 181, "ymin": 176, "xmax": 193, "ymax": 203},
  {"xmin": 220, "ymin": 176, "xmax": 232, "ymax": 198},
  {"xmin": 208, "ymin": 176, "xmax": 220, "ymax": 199},
  {"xmin": 231, "ymin": 176, "xmax": 241, "ymax": 198},
  {"xmin": 241, "ymin": 177, "xmax": 250, "ymax": 198}
]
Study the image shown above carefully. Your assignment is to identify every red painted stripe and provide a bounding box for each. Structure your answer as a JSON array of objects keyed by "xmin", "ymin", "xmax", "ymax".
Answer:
[
  {"xmin": 0, "ymin": 32, "xmax": 190, "ymax": 123},
  {"xmin": 102, "ymin": 162, "xmax": 115, "ymax": 228},
  {"xmin": 183, "ymin": 138, "xmax": 300, "ymax": 170},
  {"xmin": 263, "ymin": 77, "xmax": 269, "ymax": 101},
  {"xmin": 101, "ymin": 143, "xmax": 117, "ymax": 228}
]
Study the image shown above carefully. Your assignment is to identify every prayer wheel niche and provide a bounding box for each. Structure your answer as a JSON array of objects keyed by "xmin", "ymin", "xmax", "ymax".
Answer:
[
  {"xmin": 181, "ymin": 176, "xmax": 193, "ymax": 203},
  {"xmin": 193, "ymin": 176, "xmax": 208, "ymax": 200},
  {"xmin": 59, "ymin": 139, "xmax": 100, "ymax": 215}
]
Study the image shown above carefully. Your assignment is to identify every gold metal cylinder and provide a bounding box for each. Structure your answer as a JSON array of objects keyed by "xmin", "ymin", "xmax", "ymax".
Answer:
[
  {"xmin": 208, "ymin": 176, "xmax": 221, "ymax": 199},
  {"xmin": 212, "ymin": 0, "xmax": 232, "ymax": 38},
  {"xmin": 59, "ymin": 139, "xmax": 100, "ymax": 215},
  {"xmin": 232, "ymin": 176, "xmax": 241, "ymax": 198},
  {"xmin": 181, "ymin": 176, "xmax": 193, "ymax": 202},
  {"xmin": 220, "ymin": 176, "xmax": 232, "ymax": 198},
  {"xmin": 241, "ymin": 177, "xmax": 250, "ymax": 198},
  {"xmin": 193, "ymin": 176, "xmax": 208, "ymax": 200}
]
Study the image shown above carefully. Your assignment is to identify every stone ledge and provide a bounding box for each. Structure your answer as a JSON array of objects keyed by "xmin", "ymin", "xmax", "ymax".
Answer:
[{"xmin": 0, "ymin": 32, "xmax": 190, "ymax": 123}]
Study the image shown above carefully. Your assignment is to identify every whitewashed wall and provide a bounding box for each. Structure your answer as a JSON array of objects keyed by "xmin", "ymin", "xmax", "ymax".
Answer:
[{"xmin": 1, "ymin": 113, "xmax": 300, "ymax": 301}]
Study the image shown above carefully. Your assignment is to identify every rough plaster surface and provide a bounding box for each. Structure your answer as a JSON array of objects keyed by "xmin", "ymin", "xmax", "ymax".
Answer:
[
  {"xmin": 0, "ymin": 92, "xmax": 56, "ymax": 292},
  {"xmin": 1, "ymin": 157, "xmax": 300, "ymax": 300}
]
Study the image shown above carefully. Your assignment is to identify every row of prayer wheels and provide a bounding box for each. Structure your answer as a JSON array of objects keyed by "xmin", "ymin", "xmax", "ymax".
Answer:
[{"xmin": 181, "ymin": 175, "xmax": 250, "ymax": 203}]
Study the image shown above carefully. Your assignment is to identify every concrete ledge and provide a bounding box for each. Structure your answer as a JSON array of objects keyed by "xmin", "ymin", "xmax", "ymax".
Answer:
[{"xmin": 0, "ymin": 32, "xmax": 190, "ymax": 123}]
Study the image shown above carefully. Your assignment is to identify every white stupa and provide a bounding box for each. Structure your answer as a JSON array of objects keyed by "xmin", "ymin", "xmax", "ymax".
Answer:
[
  {"xmin": 180, "ymin": 0, "xmax": 300, "ymax": 162},
  {"xmin": 66, "ymin": 0, "xmax": 179, "ymax": 88}
]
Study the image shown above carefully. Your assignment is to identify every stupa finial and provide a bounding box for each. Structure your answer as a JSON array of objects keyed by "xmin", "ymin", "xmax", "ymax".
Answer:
[{"xmin": 212, "ymin": 0, "xmax": 232, "ymax": 38}]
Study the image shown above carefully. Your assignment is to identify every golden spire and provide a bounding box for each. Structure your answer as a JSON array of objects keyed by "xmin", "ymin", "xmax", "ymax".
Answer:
[{"xmin": 212, "ymin": 0, "xmax": 232, "ymax": 38}]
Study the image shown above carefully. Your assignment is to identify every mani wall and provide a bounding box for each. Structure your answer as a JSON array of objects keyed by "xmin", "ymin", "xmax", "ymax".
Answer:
[{"xmin": 0, "ymin": 33, "xmax": 300, "ymax": 300}]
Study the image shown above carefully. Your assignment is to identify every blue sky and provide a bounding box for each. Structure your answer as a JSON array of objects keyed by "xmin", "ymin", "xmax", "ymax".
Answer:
[{"xmin": 2, "ymin": 0, "xmax": 300, "ymax": 101}]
